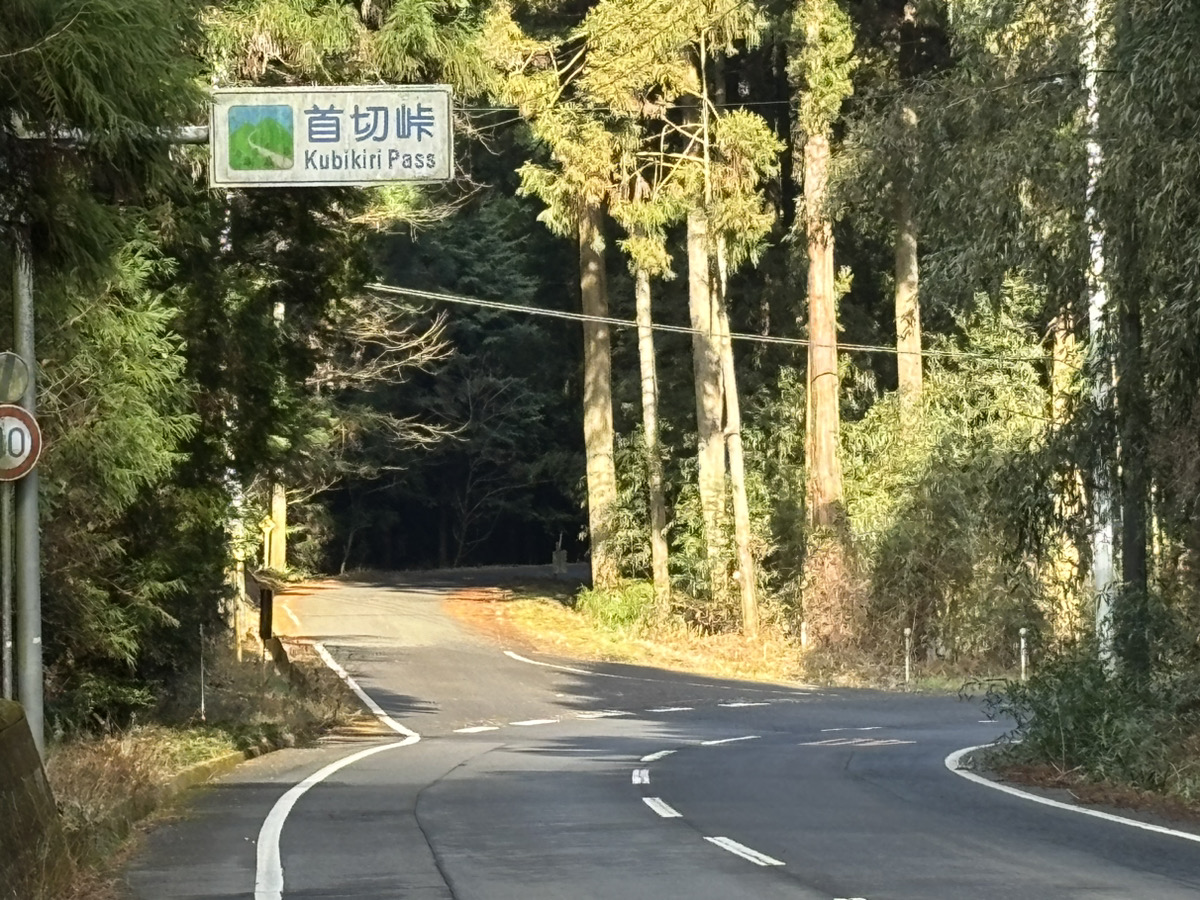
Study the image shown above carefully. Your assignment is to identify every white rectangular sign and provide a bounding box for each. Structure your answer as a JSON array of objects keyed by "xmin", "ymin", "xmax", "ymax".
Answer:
[{"xmin": 210, "ymin": 85, "xmax": 453, "ymax": 187}]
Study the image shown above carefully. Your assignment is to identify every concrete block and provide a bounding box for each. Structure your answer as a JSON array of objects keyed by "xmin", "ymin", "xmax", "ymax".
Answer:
[{"xmin": 0, "ymin": 700, "xmax": 64, "ymax": 900}]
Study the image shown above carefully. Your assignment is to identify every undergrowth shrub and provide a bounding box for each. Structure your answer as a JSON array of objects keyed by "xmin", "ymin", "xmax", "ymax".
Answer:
[
  {"xmin": 575, "ymin": 582, "xmax": 657, "ymax": 632},
  {"xmin": 608, "ymin": 428, "xmax": 776, "ymax": 634},
  {"xmin": 988, "ymin": 642, "xmax": 1200, "ymax": 801},
  {"xmin": 842, "ymin": 280, "xmax": 1064, "ymax": 664}
]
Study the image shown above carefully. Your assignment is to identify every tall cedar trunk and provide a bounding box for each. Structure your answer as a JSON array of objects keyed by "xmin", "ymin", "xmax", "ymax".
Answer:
[
  {"xmin": 634, "ymin": 267, "xmax": 671, "ymax": 608},
  {"xmin": 1116, "ymin": 280, "xmax": 1149, "ymax": 675},
  {"xmin": 268, "ymin": 483, "xmax": 287, "ymax": 570},
  {"xmin": 894, "ymin": 183, "xmax": 922, "ymax": 416},
  {"xmin": 1048, "ymin": 312, "xmax": 1085, "ymax": 639},
  {"xmin": 579, "ymin": 204, "xmax": 619, "ymax": 589},
  {"xmin": 268, "ymin": 299, "xmax": 288, "ymax": 571},
  {"xmin": 805, "ymin": 133, "xmax": 843, "ymax": 527},
  {"xmin": 714, "ymin": 261, "xmax": 760, "ymax": 636},
  {"xmin": 687, "ymin": 207, "xmax": 730, "ymax": 598}
]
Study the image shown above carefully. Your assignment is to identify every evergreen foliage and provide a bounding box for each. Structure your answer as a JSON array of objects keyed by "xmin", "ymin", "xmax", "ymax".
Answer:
[{"xmin": 0, "ymin": 0, "xmax": 1196, "ymax": 794}]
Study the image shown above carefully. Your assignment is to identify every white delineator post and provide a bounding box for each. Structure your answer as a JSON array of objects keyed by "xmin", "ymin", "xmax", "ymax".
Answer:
[
  {"xmin": 1019, "ymin": 627, "xmax": 1028, "ymax": 682},
  {"xmin": 1083, "ymin": 0, "xmax": 1115, "ymax": 664},
  {"xmin": 903, "ymin": 626, "xmax": 912, "ymax": 686}
]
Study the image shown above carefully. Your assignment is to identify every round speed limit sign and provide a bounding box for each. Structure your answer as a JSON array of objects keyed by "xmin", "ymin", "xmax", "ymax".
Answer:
[{"xmin": 0, "ymin": 404, "xmax": 42, "ymax": 481}]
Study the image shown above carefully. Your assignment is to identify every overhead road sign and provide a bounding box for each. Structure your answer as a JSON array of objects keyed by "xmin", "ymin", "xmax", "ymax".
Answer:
[
  {"xmin": 210, "ymin": 85, "xmax": 453, "ymax": 187},
  {"xmin": 0, "ymin": 406, "xmax": 41, "ymax": 482}
]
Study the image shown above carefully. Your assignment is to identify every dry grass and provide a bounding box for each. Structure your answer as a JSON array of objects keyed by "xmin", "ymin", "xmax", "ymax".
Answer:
[
  {"xmin": 447, "ymin": 584, "xmax": 1005, "ymax": 694},
  {"xmin": 44, "ymin": 725, "xmax": 237, "ymax": 900},
  {"xmin": 447, "ymin": 589, "xmax": 807, "ymax": 685},
  {"xmin": 38, "ymin": 641, "xmax": 357, "ymax": 900}
]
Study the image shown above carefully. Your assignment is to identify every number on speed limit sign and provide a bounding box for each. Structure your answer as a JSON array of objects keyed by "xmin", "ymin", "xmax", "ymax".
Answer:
[{"xmin": 0, "ymin": 404, "xmax": 42, "ymax": 481}]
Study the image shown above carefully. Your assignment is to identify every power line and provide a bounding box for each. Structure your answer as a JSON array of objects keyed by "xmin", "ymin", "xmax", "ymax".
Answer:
[
  {"xmin": 365, "ymin": 282, "xmax": 1054, "ymax": 366},
  {"xmin": 457, "ymin": 99, "xmax": 792, "ymax": 114}
]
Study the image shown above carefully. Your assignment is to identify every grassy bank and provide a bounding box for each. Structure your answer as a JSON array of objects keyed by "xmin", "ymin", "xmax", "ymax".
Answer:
[
  {"xmin": 446, "ymin": 580, "xmax": 1009, "ymax": 692},
  {"xmin": 40, "ymin": 638, "xmax": 356, "ymax": 900}
]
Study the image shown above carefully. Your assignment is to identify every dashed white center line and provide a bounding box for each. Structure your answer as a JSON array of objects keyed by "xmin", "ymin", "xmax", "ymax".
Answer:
[
  {"xmin": 700, "ymin": 735, "xmax": 760, "ymax": 746},
  {"xmin": 820, "ymin": 726, "xmax": 882, "ymax": 732},
  {"xmin": 704, "ymin": 836, "xmax": 785, "ymax": 866},
  {"xmin": 643, "ymin": 797, "xmax": 682, "ymax": 818},
  {"xmin": 632, "ymin": 768, "xmax": 650, "ymax": 784},
  {"xmin": 575, "ymin": 710, "xmax": 629, "ymax": 719},
  {"xmin": 281, "ymin": 603, "xmax": 301, "ymax": 627},
  {"xmin": 510, "ymin": 718, "xmax": 559, "ymax": 726},
  {"xmin": 799, "ymin": 737, "xmax": 915, "ymax": 747},
  {"xmin": 718, "ymin": 701, "xmax": 770, "ymax": 708},
  {"xmin": 454, "ymin": 725, "xmax": 500, "ymax": 734},
  {"xmin": 641, "ymin": 749, "xmax": 676, "ymax": 762},
  {"xmin": 646, "ymin": 706, "xmax": 693, "ymax": 712}
]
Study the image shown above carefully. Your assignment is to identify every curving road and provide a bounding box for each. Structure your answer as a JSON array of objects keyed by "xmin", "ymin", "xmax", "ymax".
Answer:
[{"xmin": 127, "ymin": 571, "xmax": 1200, "ymax": 899}]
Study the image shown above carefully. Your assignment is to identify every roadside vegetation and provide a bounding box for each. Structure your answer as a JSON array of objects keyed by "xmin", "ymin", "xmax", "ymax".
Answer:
[
  {"xmin": 2, "ymin": 0, "xmax": 1199, "ymax": 851},
  {"xmin": 39, "ymin": 637, "xmax": 357, "ymax": 900}
]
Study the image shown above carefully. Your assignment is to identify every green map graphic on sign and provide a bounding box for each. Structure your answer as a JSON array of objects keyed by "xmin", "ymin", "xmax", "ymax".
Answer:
[{"xmin": 228, "ymin": 105, "xmax": 294, "ymax": 170}]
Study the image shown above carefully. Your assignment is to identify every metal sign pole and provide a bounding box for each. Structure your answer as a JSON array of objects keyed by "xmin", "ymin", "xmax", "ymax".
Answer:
[
  {"xmin": 13, "ymin": 226, "xmax": 43, "ymax": 755},
  {"xmin": 1, "ymin": 481, "xmax": 12, "ymax": 700}
]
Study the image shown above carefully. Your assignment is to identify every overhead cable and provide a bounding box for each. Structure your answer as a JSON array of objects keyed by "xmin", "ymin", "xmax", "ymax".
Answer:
[{"xmin": 365, "ymin": 282, "xmax": 1054, "ymax": 366}]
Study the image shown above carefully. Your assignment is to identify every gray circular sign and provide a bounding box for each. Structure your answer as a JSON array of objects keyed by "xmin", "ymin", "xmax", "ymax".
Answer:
[{"xmin": 0, "ymin": 353, "xmax": 30, "ymax": 404}]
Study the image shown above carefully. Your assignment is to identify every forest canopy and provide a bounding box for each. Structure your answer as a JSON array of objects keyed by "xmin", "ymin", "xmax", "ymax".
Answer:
[{"xmin": 0, "ymin": 0, "xmax": 1197, "ymax": 785}]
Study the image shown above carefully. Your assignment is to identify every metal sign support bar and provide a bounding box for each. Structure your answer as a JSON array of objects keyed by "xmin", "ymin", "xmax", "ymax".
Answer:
[
  {"xmin": 1, "ymin": 482, "xmax": 12, "ymax": 700},
  {"xmin": 13, "ymin": 226, "xmax": 42, "ymax": 756}
]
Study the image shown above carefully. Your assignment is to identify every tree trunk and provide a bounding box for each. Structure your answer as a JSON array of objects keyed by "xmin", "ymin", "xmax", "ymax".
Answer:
[
  {"xmin": 634, "ymin": 267, "xmax": 671, "ymax": 610},
  {"xmin": 268, "ymin": 299, "xmax": 288, "ymax": 571},
  {"xmin": 268, "ymin": 482, "xmax": 287, "ymax": 570},
  {"xmin": 1115, "ymin": 261, "xmax": 1149, "ymax": 676},
  {"xmin": 714, "ymin": 263, "xmax": 760, "ymax": 637},
  {"xmin": 437, "ymin": 503, "xmax": 450, "ymax": 569},
  {"xmin": 687, "ymin": 207, "xmax": 730, "ymax": 599},
  {"xmin": 894, "ymin": 184, "xmax": 922, "ymax": 418},
  {"xmin": 804, "ymin": 133, "xmax": 843, "ymax": 528},
  {"xmin": 579, "ymin": 204, "xmax": 620, "ymax": 590}
]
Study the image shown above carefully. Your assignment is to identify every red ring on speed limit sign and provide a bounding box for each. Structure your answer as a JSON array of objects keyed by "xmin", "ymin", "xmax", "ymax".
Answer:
[{"xmin": 0, "ymin": 404, "xmax": 42, "ymax": 482}]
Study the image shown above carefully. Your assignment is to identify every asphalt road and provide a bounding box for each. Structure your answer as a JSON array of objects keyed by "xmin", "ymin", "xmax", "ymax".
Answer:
[{"xmin": 126, "ymin": 570, "xmax": 1200, "ymax": 899}]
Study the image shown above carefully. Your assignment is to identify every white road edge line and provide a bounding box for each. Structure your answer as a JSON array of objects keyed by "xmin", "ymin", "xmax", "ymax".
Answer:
[
  {"xmin": 718, "ymin": 702, "xmax": 770, "ymax": 708},
  {"xmin": 641, "ymin": 750, "xmax": 676, "ymax": 762},
  {"xmin": 820, "ymin": 726, "xmax": 882, "ymax": 732},
  {"xmin": 256, "ymin": 642, "xmax": 421, "ymax": 900},
  {"xmin": 643, "ymin": 797, "xmax": 682, "ymax": 818},
  {"xmin": 502, "ymin": 650, "xmax": 808, "ymax": 695},
  {"xmin": 945, "ymin": 744, "xmax": 1200, "ymax": 845},
  {"xmin": 701, "ymin": 735, "xmax": 760, "ymax": 746},
  {"xmin": 313, "ymin": 642, "xmax": 412, "ymax": 735},
  {"xmin": 511, "ymin": 718, "xmax": 559, "ymax": 726},
  {"xmin": 703, "ymin": 836, "xmax": 785, "ymax": 866},
  {"xmin": 503, "ymin": 650, "xmax": 612, "ymax": 678}
]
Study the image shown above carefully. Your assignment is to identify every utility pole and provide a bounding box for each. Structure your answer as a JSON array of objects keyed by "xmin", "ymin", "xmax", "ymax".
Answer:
[
  {"xmin": 13, "ymin": 226, "xmax": 43, "ymax": 754},
  {"xmin": 1083, "ymin": 0, "xmax": 1115, "ymax": 662}
]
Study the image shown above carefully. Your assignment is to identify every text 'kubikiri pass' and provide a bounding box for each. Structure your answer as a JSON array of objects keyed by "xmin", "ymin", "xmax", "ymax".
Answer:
[{"xmin": 210, "ymin": 85, "xmax": 453, "ymax": 187}]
